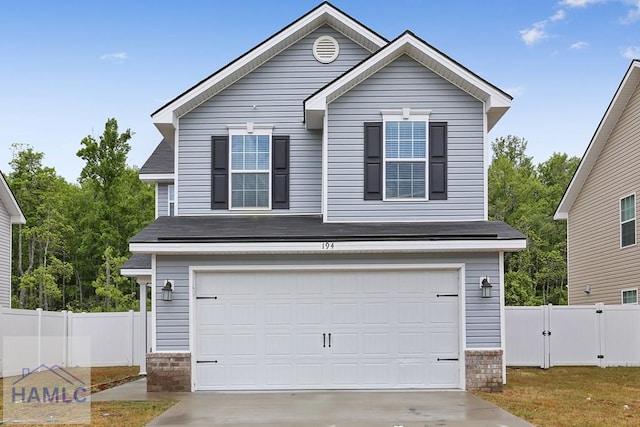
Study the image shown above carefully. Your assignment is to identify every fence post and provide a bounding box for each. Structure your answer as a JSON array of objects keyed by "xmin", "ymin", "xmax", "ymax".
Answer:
[
  {"xmin": 139, "ymin": 281, "xmax": 148, "ymax": 375},
  {"xmin": 128, "ymin": 310, "xmax": 134, "ymax": 366},
  {"xmin": 62, "ymin": 310, "xmax": 68, "ymax": 367},
  {"xmin": 596, "ymin": 302, "xmax": 606, "ymax": 368},
  {"xmin": 0, "ymin": 307, "xmax": 4, "ymax": 375},
  {"xmin": 67, "ymin": 311, "xmax": 74, "ymax": 367},
  {"xmin": 36, "ymin": 307, "xmax": 43, "ymax": 367}
]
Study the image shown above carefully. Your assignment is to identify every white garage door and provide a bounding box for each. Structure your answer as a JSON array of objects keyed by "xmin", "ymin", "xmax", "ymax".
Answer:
[{"xmin": 194, "ymin": 268, "xmax": 460, "ymax": 390}]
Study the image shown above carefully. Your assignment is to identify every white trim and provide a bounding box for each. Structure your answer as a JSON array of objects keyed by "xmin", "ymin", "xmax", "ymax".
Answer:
[
  {"xmin": 620, "ymin": 193, "xmax": 636, "ymax": 249},
  {"xmin": 139, "ymin": 173, "xmax": 174, "ymax": 183},
  {"xmin": 322, "ymin": 110, "xmax": 329, "ymax": 221},
  {"xmin": 381, "ymin": 110, "xmax": 430, "ymax": 202},
  {"xmin": 228, "ymin": 127, "xmax": 273, "ymax": 210},
  {"xmin": 154, "ymin": 183, "xmax": 159, "ymax": 218},
  {"xmin": 151, "ymin": 254, "xmax": 157, "ymax": 352},
  {"xmin": 621, "ymin": 288, "xmax": 638, "ymax": 305},
  {"xmin": 321, "ymin": 217, "xmax": 487, "ymax": 223},
  {"xmin": 152, "ymin": 350, "xmax": 191, "ymax": 354},
  {"xmin": 499, "ymin": 251, "xmax": 506, "ymax": 384},
  {"xmin": 483, "ymin": 101, "xmax": 488, "ymax": 221},
  {"xmin": 189, "ymin": 262, "xmax": 466, "ymax": 390},
  {"xmin": 130, "ymin": 239, "xmax": 527, "ymax": 254},
  {"xmin": 120, "ymin": 269, "xmax": 152, "ymax": 277},
  {"xmin": 189, "ymin": 266, "xmax": 196, "ymax": 391},
  {"xmin": 0, "ymin": 173, "xmax": 26, "ymax": 224},
  {"xmin": 168, "ymin": 184, "xmax": 175, "ymax": 216},
  {"xmin": 465, "ymin": 347, "xmax": 503, "ymax": 352},
  {"xmin": 152, "ymin": 3, "xmax": 387, "ymax": 142},
  {"xmin": 555, "ymin": 61, "xmax": 640, "ymax": 220},
  {"xmin": 458, "ymin": 265, "xmax": 466, "ymax": 390},
  {"xmin": 174, "ymin": 124, "xmax": 180, "ymax": 216}
]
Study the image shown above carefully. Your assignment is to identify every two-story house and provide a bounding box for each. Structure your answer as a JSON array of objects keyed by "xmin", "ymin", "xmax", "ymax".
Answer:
[
  {"xmin": 123, "ymin": 2, "xmax": 526, "ymax": 393},
  {"xmin": 555, "ymin": 60, "xmax": 640, "ymax": 305},
  {"xmin": 0, "ymin": 171, "xmax": 26, "ymax": 307}
]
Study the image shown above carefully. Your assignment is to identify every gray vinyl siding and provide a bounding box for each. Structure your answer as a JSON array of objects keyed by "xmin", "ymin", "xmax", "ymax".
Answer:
[
  {"xmin": 155, "ymin": 252, "xmax": 500, "ymax": 351},
  {"xmin": 157, "ymin": 184, "xmax": 169, "ymax": 218},
  {"xmin": 568, "ymin": 79, "xmax": 640, "ymax": 305},
  {"xmin": 326, "ymin": 55, "xmax": 485, "ymax": 222},
  {"xmin": 177, "ymin": 26, "xmax": 371, "ymax": 215},
  {"xmin": 0, "ymin": 199, "xmax": 11, "ymax": 307}
]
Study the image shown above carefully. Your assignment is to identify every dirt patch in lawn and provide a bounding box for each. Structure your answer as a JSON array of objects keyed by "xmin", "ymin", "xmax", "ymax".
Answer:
[
  {"xmin": 474, "ymin": 366, "xmax": 640, "ymax": 427},
  {"xmin": 1, "ymin": 366, "xmax": 175, "ymax": 426}
]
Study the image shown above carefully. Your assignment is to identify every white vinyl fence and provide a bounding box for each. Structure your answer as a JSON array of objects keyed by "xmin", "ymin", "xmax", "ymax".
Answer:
[
  {"xmin": 506, "ymin": 303, "xmax": 640, "ymax": 368},
  {"xmin": 0, "ymin": 307, "xmax": 152, "ymax": 377}
]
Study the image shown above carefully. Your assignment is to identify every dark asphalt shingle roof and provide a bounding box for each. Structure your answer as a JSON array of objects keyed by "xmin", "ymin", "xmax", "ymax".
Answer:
[
  {"xmin": 130, "ymin": 215, "xmax": 526, "ymax": 244},
  {"xmin": 140, "ymin": 140, "xmax": 174, "ymax": 175},
  {"xmin": 122, "ymin": 254, "xmax": 151, "ymax": 270}
]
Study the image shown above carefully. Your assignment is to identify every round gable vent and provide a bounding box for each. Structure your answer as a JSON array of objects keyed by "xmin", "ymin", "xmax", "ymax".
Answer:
[{"xmin": 313, "ymin": 36, "xmax": 340, "ymax": 64}]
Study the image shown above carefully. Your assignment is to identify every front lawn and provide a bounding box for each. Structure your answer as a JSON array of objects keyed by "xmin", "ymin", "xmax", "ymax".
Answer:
[
  {"xmin": 474, "ymin": 367, "xmax": 640, "ymax": 426},
  {"xmin": 1, "ymin": 366, "xmax": 176, "ymax": 426}
]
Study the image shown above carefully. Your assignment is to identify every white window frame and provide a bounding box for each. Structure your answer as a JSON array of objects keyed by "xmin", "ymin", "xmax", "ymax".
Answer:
[
  {"xmin": 621, "ymin": 288, "xmax": 638, "ymax": 305},
  {"xmin": 381, "ymin": 109, "xmax": 431, "ymax": 201},
  {"xmin": 168, "ymin": 184, "xmax": 175, "ymax": 216},
  {"xmin": 227, "ymin": 123, "xmax": 274, "ymax": 211},
  {"xmin": 620, "ymin": 193, "xmax": 636, "ymax": 248}
]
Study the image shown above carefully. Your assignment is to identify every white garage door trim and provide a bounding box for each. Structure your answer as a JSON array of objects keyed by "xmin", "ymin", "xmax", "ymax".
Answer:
[{"xmin": 188, "ymin": 263, "xmax": 467, "ymax": 391}]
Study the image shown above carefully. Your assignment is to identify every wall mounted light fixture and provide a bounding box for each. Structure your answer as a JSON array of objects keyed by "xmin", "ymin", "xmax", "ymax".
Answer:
[
  {"xmin": 584, "ymin": 284, "xmax": 591, "ymax": 294},
  {"xmin": 162, "ymin": 280, "xmax": 174, "ymax": 302},
  {"xmin": 480, "ymin": 277, "xmax": 493, "ymax": 298}
]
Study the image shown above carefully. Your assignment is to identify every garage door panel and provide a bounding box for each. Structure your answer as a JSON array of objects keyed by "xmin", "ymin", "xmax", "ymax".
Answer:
[{"xmin": 195, "ymin": 268, "xmax": 461, "ymax": 390}]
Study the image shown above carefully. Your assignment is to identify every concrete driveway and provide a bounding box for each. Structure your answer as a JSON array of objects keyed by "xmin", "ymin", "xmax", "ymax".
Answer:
[{"xmin": 146, "ymin": 389, "xmax": 533, "ymax": 427}]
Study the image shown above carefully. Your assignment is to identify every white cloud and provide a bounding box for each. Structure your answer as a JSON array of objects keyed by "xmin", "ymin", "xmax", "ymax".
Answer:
[
  {"xmin": 551, "ymin": 9, "xmax": 567, "ymax": 21},
  {"xmin": 621, "ymin": 45, "xmax": 640, "ymax": 59},
  {"xmin": 520, "ymin": 22, "xmax": 548, "ymax": 46},
  {"xmin": 100, "ymin": 52, "xmax": 128, "ymax": 62},
  {"xmin": 621, "ymin": 1, "xmax": 640, "ymax": 23},
  {"xmin": 560, "ymin": 0, "xmax": 607, "ymax": 7},
  {"xmin": 570, "ymin": 41, "xmax": 590, "ymax": 49}
]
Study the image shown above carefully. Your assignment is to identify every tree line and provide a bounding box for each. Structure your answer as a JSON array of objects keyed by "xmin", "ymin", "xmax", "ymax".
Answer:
[
  {"xmin": 6, "ymin": 121, "xmax": 578, "ymax": 310},
  {"xmin": 7, "ymin": 119, "xmax": 153, "ymax": 311}
]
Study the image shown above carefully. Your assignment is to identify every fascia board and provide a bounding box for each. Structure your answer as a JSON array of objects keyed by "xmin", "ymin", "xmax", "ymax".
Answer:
[{"xmin": 130, "ymin": 239, "xmax": 527, "ymax": 255}]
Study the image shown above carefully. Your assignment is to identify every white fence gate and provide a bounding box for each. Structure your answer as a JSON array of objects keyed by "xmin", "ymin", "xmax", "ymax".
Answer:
[
  {"xmin": 506, "ymin": 303, "xmax": 640, "ymax": 368},
  {"xmin": 0, "ymin": 307, "xmax": 152, "ymax": 377}
]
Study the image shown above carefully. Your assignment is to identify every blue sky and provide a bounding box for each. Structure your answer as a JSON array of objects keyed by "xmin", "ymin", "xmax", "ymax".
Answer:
[{"xmin": 1, "ymin": 0, "xmax": 639, "ymax": 181}]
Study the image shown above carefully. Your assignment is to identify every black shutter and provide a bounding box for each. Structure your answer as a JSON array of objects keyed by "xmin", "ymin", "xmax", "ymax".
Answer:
[
  {"xmin": 364, "ymin": 122, "xmax": 383, "ymax": 200},
  {"xmin": 211, "ymin": 136, "xmax": 229, "ymax": 209},
  {"xmin": 429, "ymin": 122, "xmax": 447, "ymax": 200},
  {"xmin": 272, "ymin": 135, "xmax": 290, "ymax": 209}
]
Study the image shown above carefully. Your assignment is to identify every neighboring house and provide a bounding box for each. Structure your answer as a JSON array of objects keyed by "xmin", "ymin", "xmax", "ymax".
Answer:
[
  {"xmin": 122, "ymin": 2, "xmax": 526, "ymax": 393},
  {"xmin": 555, "ymin": 60, "xmax": 640, "ymax": 305},
  {"xmin": 0, "ymin": 171, "xmax": 26, "ymax": 307}
]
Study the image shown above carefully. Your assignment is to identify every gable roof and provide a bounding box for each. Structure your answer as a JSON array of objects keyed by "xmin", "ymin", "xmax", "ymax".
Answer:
[
  {"xmin": 139, "ymin": 139, "xmax": 174, "ymax": 182},
  {"xmin": 0, "ymin": 171, "xmax": 26, "ymax": 224},
  {"xmin": 555, "ymin": 60, "xmax": 640, "ymax": 220},
  {"xmin": 305, "ymin": 30, "xmax": 512, "ymax": 131},
  {"xmin": 151, "ymin": 2, "xmax": 387, "ymax": 143}
]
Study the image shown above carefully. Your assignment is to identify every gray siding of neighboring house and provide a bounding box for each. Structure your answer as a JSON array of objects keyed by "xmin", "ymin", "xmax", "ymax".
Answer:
[
  {"xmin": 157, "ymin": 183, "xmax": 169, "ymax": 218},
  {"xmin": 326, "ymin": 55, "xmax": 485, "ymax": 222},
  {"xmin": 568, "ymin": 79, "xmax": 640, "ymax": 305},
  {"xmin": 155, "ymin": 252, "xmax": 500, "ymax": 351},
  {"xmin": 0, "ymin": 199, "xmax": 11, "ymax": 307},
  {"xmin": 177, "ymin": 26, "xmax": 372, "ymax": 215}
]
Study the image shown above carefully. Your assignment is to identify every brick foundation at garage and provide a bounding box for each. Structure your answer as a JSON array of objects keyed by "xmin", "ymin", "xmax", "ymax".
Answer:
[
  {"xmin": 465, "ymin": 349, "xmax": 503, "ymax": 392},
  {"xmin": 146, "ymin": 352, "xmax": 191, "ymax": 392}
]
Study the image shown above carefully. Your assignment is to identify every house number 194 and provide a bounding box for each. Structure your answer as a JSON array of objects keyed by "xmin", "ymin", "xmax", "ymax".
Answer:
[{"xmin": 322, "ymin": 242, "xmax": 335, "ymax": 250}]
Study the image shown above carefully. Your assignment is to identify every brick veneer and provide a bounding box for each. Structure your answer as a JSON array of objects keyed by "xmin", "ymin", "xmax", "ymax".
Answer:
[
  {"xmin": 465, "ymin": 349, "xmax": 503, "ymax": 392},
  {"xmin": 146, "ymin": 352, "xmax": 191, "ymax": 392}
]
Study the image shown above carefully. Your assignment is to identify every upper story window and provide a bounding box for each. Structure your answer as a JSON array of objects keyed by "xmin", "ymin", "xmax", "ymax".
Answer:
[
  {"xmin": 620, "ymin": 194, "xmax": 636, "ymax": 248},
  {"xmin": 382, "ymin": 109, "xmax": 430, "ymax": 200},
  {"xmin": 229, "ymin": 126, "xmax": 272, "ymax": 209},
  {"xmin": 622, "ymin": 288, "xmax": 638, "ymax": 304},
  {"xmin": 168, "ymin": 184, "xmax": 175, "ymax": 216}
]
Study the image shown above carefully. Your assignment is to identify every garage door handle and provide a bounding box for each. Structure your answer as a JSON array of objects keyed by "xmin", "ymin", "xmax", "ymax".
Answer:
[
  {"xmin": 437, "ymin": 358, "xmax": 459, "ymax": 362},
  {"xmin": 328, "ymin": 333, "xmax": 331, "ymax": 348},
  {"xmin": 323, "ymin": 333, "xmax": 326, "ymax": 348},
  {"xmin": 197, "ymin": 360, "xmax": 218, "ymax": 364}
]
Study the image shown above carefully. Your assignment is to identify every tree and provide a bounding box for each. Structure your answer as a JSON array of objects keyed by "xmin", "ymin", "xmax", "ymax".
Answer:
[{"xmin": 488, "ymin": 136, "xmax": 579, "ymax": 305}]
